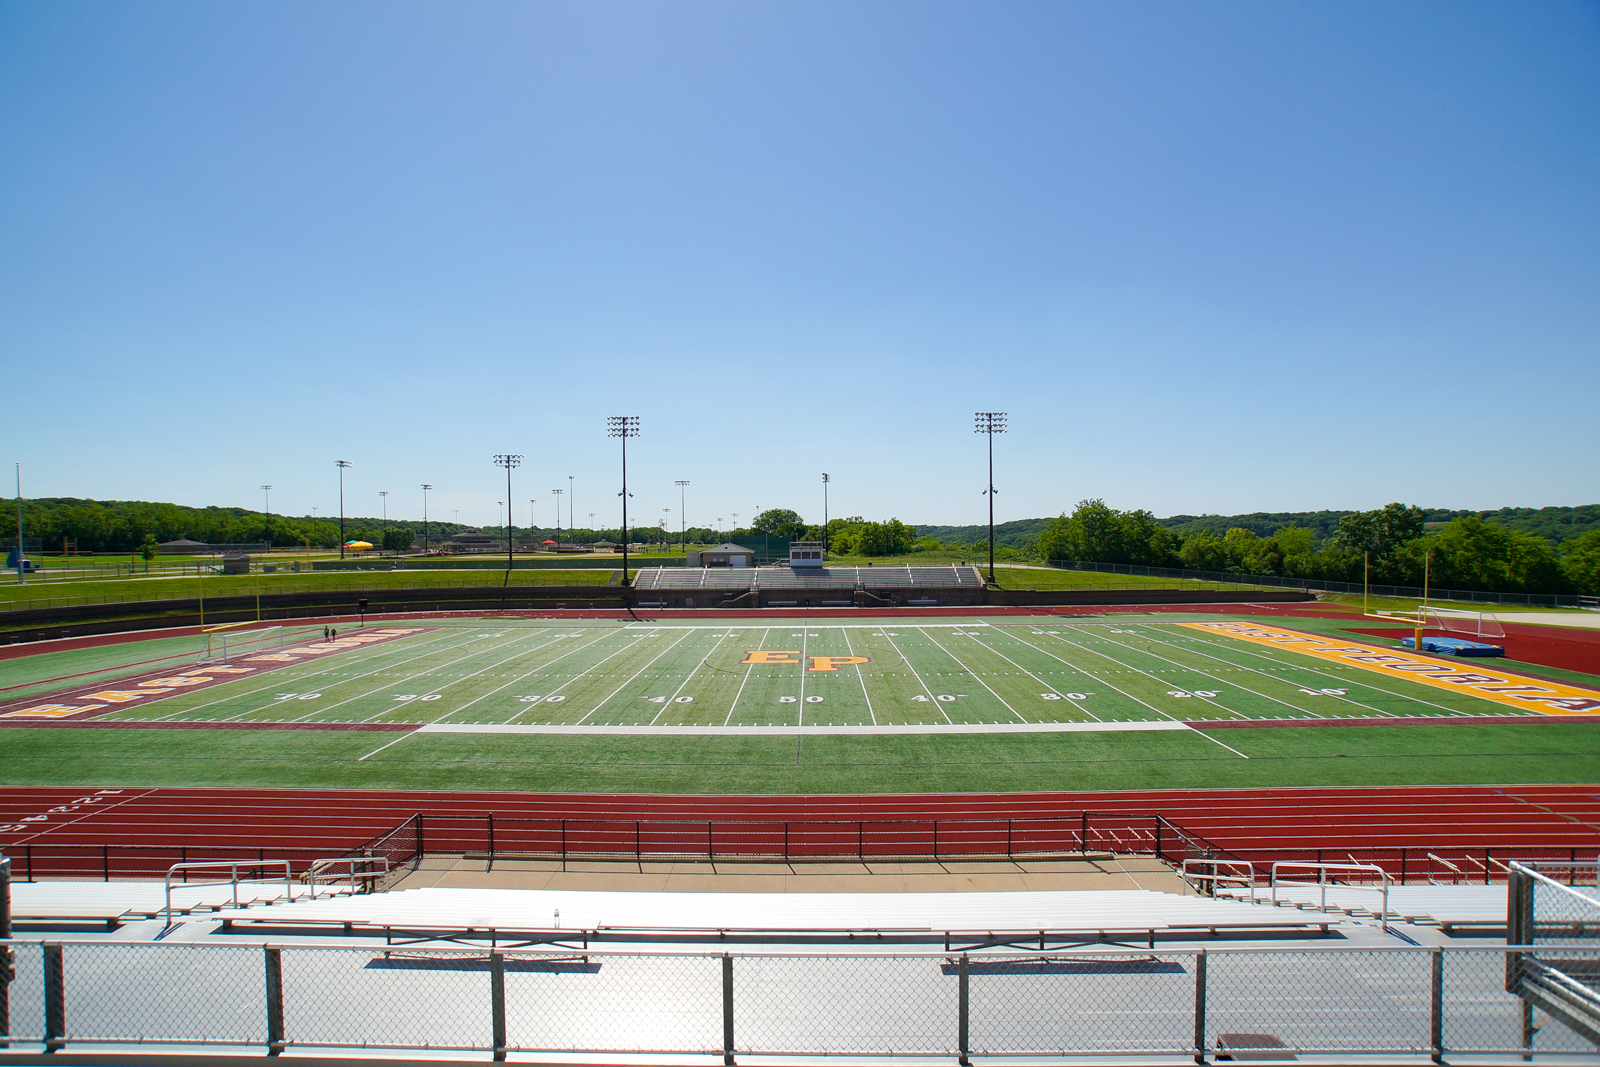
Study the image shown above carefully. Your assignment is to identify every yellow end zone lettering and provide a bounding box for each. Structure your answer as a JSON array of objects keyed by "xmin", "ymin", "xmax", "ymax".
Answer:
[
  {"xmin": 1181, "ymin": 621, "xmax": 1600, "ymax": 714},
  {"xmin": 807, "ymin": 656, "xmax": 870, "ymax": 672},
  {"xmin": 741, "ymin": 651, "xmax": 801, "ymax": 665}
]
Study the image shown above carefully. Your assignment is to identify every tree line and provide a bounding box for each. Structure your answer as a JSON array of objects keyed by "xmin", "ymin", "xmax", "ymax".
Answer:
[{"xmin": 1033, "ymin": 499, "xmax": 1600, "ymax": 596}]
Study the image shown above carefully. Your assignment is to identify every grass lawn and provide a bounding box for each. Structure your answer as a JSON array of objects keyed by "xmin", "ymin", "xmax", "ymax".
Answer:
[
  {"xmin": 0, "ymin": 568, "xmax": 619, "ymax": 612},
  {"xmin": 0, "ymin": 721, "xmax": 1593, "ymax": 793}
]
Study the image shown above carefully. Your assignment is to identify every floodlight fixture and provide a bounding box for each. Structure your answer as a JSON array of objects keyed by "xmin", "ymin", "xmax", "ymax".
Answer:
[
  {"xmin": 607, "ymin": 417, "xmax": 640, "ymax": 585},
  {"xmin": 974, "ymin": 413, "xmax": 1008, "ymax": 584}
]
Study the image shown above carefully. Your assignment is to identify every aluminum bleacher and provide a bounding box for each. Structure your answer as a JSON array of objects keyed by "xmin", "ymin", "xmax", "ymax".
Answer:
[{"xmin": 635, "ymin": 565, "xmax": 983, "ymax": 591}]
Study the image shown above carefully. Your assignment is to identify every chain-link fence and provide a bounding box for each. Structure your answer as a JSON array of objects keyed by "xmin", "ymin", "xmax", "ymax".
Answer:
[
  {"xmin": 2, "ymin": 941, "xmax": 1595, "ymax": 1059},
  {"xmin": 1507, "ymin": 862, "xmax": 1600, "ymax": 1044}
]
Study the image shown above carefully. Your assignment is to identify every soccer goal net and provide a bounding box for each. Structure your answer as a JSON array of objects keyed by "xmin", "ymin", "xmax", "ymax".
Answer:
[
  {"xmin": 1370, "ymin": 606, "xmax": 1506, "ymax": 639},
  {"xmin": 198, "ymin": 625, "xmax": 285, "ymax": 664}
]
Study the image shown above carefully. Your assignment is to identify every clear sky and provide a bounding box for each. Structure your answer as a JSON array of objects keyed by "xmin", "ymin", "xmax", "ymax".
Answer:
[{"xmin": 2, "ymin": 1, "xmax": 1596, "ymax": 532}]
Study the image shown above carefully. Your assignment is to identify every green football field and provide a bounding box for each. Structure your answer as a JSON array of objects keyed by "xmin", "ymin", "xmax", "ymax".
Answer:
[
  {"xmin": 3, "ymin": 615, "xmax": 1597, "ymax": 793},
  {"xmin": 29, "ymin": 618, "xmax": 1553, "ymax": 727}
]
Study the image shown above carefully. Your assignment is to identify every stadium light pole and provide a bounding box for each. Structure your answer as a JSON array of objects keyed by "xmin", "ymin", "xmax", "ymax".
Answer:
[
  {"xmin": 607, "ymin": 416, "xmax": 639, "ymax": 585},
  {"xmin": 260, "ymin": 485, "xmax": 273, "ymax": 548},
  {"xmin": 494, "ymin": 455, "xmax": 523, "ymax": 580},
  {"xmin": 14, "ymin": 462, "xmax": 24, "ymax": 585},
  {"xmin": 379, "ymin": 491, "xmax": 388, "ymax": 551},
  {"xmin": 568, "ymin": 475, "xmax": 575, "ymax": 539},
  {"xmin": 336, "ymin": 460, "xmax": 353, "ymax": 560},
  {"xmin": 529, "ymin": 499, "xmax": 537, "ymax": 535},
  {"xmin": 821, "ymin": 473, "xmax": 830, "ymax": 558},
  {"xmin": 974, "ymin": 412, "xmax": 1007, "ymax": 585},
  {"xmin": 675, "ymin": 480, "xmax": 690, "ymax": 556},
  {"xmin": 550, "ymin": 489, "xmax": 563, "ymax": 544},
  {"xmin": 420, "ymin": 485, "xmax": 433, "ymax": 554}
]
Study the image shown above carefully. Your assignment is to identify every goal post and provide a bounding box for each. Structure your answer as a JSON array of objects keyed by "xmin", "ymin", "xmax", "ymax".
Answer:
[{"xmin": 198, "ymin": 624, "xmax": 285, "ymax": 664}]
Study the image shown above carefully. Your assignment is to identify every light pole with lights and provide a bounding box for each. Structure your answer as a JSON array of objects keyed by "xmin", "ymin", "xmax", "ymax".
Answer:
[
  {"xmin": 336, "ymin": 461, "xmax": 353, "ymax": 559},
  {"xmin": 494, "ymin": 454, "xmax": 522, "ymax": 579},
  {"xmin": 260, "ymin": 485, "xmax": 273, "ymax": 547},
  {"xmin": 607, "ymin": 416, "xmax": 639, "ymax": 585},
  {"xmin": 974, "ymin": 412, "xmax": 1007, "ymax": 584},
  {"xmin": 821, "ymin": 473, "xmax": 830, "ymax": 558},
  {"xmin": 550, "ymin": 489, "xmax": 563, "ymax": 544},
  {"xmin": 674, "ymin": 480, "xmax": 690, "ymax": 557},
  {"xmin": 379, "ymin": 491, "xmax": 388, "ymax": 550},
  {"xmin": 420, "ymin": 485, "xmax": 433, "ymax": 553}
]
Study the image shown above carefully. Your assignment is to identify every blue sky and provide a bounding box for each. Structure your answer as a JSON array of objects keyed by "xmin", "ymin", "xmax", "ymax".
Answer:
[{"xmin": 2, "ymin": 1, "xmax": 1596, "ymax": 532}]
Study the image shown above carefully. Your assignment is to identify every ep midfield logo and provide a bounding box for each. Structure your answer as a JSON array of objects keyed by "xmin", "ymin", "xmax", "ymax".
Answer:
[{"xmin": 740, "ymin": 651, "xmax": 870, "ymax": 672}]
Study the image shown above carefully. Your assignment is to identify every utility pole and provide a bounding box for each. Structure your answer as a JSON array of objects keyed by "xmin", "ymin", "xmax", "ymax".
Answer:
[
  {"xmin": 494, "ymin": 455, "xmax": 523, "ymax": 582},
  {"xmin": 675, "ymin": 480, "xmax": 690, "ymax": 557},
  {"xmin": 379, "ymin": 491, "xmax": 388, "ymax": 551},
  {"xmin": 260, "ymin": 485, "xmax": 273, "ymax": 548},
  {"xmin": 608, "ymin": 416, "xmax": 640, "ymax": 585},
  {"xmin": 974, "ymin": 412, "xmax": 1007, "ymax": 585},
  {"xmin": 336, "ymin": 460, "xmax": 353, "ymax": 560},
  {"xmin": 420, "ymin": 484, "xmax": 433, "ymax": 554},
  {"xmin": 568, "ymin": 475, "xmax": 575, "ymax": 538}
]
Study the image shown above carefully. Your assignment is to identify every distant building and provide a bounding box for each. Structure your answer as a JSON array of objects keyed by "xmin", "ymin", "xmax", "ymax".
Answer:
[
  {"xmin": 685, "ymin": 542, "xmax": 754, "ymax": 568},
  {"xmin": 446, "ymin": 528, "xmax": 501, "ymax": 553},
  {"xmin": 789, "ymin": 541, "xmax": 824, "ymax": 567}
]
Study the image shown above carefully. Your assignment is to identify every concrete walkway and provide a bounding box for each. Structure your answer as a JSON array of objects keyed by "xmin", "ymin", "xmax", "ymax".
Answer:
[{"xmin": 390, "ymin": 852, "xmax": 1187, "ymax": 895}]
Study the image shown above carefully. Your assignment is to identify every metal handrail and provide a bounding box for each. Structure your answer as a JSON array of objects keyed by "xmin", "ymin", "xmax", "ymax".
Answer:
[
  {"xmin": 1271, "ymin": 861, "xmax": 1391, "ymax": 932},
  {"xmin": 163, "ymin": 860, "xmax": 293, "ymax": 927},
  {"xmin": 305, "ymin": 855, "xmax": 389, "ymax": 898},
  {"xmin": 1180, "ymin": 858, "xmax": 1256, "ymax": 900}
]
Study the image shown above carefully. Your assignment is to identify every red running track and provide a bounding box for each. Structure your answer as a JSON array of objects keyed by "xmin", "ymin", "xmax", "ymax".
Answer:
[{"xmin": 3, "ymin": 784, "xmax": 1595, "ymax": 867}]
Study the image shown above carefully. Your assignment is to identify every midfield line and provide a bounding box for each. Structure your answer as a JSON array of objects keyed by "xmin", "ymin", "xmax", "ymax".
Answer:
[
  {"xmin": 576, "ymin": 630, "xmax": 695, "ymax": 724},
  {"xmin": 916, "ymin": 627, "xmax": 1024, "ymax": 722}
]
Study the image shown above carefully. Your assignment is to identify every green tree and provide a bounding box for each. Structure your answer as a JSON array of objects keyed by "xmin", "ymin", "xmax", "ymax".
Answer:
[
  {"xmin": 1562, "ymin": 530, "xmax": 1600, "ymax": 594},
  {"xmin": 140, "ymin": 534, "xmax": 158, "ymax": 562},
  {"xmin": 1334, "ymin": 503, "xmax": 1425, "ymax": 561},
  {"xmin": 381, "ymin": 527, "xmax": 414, "ymax": 553},
  {"xmin": 753, "ymin": 508, "xmax": 807, "ymax": 538}
]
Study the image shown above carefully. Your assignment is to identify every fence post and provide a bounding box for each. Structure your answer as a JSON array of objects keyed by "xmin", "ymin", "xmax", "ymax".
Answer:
[
  {"xmin": 1081, "ymin": 812, "xmax": 1088, "ymax": 852},
  {"xmin": 0, "ymin": 856, "xmax": 10, "ymax": 1049},
  {"xmin": 414, "ymin": 814, "xmax": 424, "ymax": 871},
  {"xmin": 43, "ymin": 943, "xmax": 64, "ymax": 1053},
  {"xmin": 958, "ymin": 953, "xmax": 971, "ymax": 1066},
  {"xmin": 101, "ymin": 845, "xmax": 108, "ymax": 882},
  {"xmin": 721, "ymin": 954, "xmax": 735, "ymax": 1066},
  {"xmin": 1155, "ymin": 817, "xmax": 1164, "ymax": 862},
  {"xmin": 264, "ymin": 946, "xmax": 284, "ymax": 1056},
  {"xmin": 1192, "ymin": 950, "xmax": 1207, "ymax": 1065},
  {"xmin": 1430, "ymin": 947, "xmax": 1444, "ymax": 1063},
  {"xmin": 490, "ymin": 951, "xmax": 506, "ymax": 1062},
  {"xmin": 486, "ymin": 814, "xmax": 494, "ymax": 872}
]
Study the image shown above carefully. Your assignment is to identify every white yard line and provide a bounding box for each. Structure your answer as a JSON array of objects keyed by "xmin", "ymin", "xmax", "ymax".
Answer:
[
  {"xmin": 1171, "ymin": 627, "xmax": 1471, "ymax": 717},
  {"xmin": 1020, "ymin": 629, "xmax": 1247, "ymax": 758},
  {"xmin": 1059, "ymin": 626, "xmax": 1257, "ymax": 720},
  {"xmin": 841, "ymin": 627, "xmax": 876, "ymax": 726},
  {"xmin": 179, "ymin": 629, "xmax": 478, "ymax": 722},
  {"xmin": 496, "ymin": 631, "xmax": 658, "ymax": 724},
  {"xmin": 650, "ymin": 631, "xmax": 736, "ymax": 726},
  {"xmin": 798, "ymin": 628, "xmax": 808, "ymax": 725},
  {"xmin": 877, "ymin": 629, "xmax": 951, "ymax": 725},
  {"xmin": 575, "ymin": 631, "xmax": 696, "ymax": 724},
  {"xmin": 394, "ymin": 630, "xmax": 581, "ymax": 723},
  {"xmin": 916, "ymin": 627, "xmax": 1025, "ymax": 722},
  {"xmin": 421, "ymin": 720, "xmax": 1195, "ymax": 736},
  {"xmin": 942, "ymin": 628, "xmax": 1098, "ymax": 722},
  {"xmin": 1123, "ymin": 625, "xmax": 1407, "ymax": 718},
  {"xmin": 722, "ymin": 628, "xmax": 772, "ymax": 726},
  {"xmin": 346, "ymin": 633, "xmax": 561, "ymax": 724},
  {"xmin": 1087, "ymin": 627, "xmax": 1354, "ymax": 719}
]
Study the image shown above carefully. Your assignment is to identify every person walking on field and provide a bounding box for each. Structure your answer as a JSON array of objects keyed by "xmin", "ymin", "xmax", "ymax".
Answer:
[{"xmin": 323, "ymin": 626, "xmax": 331, "ymax": 642}]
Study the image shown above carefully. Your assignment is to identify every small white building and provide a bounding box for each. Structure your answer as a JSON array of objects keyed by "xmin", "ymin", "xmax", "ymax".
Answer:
[
  {"xmin": 685, "ymin": 543, "xmax": 754, "ymax": 568},
  {"xmin": 789, "ymin": 541, "xmax": 824, "ymax": 567}
]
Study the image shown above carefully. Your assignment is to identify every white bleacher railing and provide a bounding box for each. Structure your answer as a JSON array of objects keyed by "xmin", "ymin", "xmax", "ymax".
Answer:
[
  {"xmin": 162, "ymin": 859, "xmax": 293, "ymax": 927},
  {"xmin": 1271, "ymin": 861, "xmax": 1391, "ymax": 932},
  {"xmin": 1180, "ymin": 858, "xmax": 1257, "ymax": 900}
]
